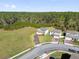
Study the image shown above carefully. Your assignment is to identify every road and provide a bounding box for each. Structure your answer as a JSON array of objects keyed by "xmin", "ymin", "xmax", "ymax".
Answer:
[{"xmin": 18, "ymin": 43, "xmax": 79, "ymax": 59}]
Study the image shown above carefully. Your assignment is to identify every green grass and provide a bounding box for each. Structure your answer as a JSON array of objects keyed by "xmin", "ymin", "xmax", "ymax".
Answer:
[
  {"xmin": 73, "ymin": 40, "xmax": 79, "ymax": 46},
  {"xmin": 59, "ymin": 38, "xmax": 64, "ymax": 44},
  {"xmin": 0, "ymin": 27, "xmax": 36, "ymax": 59},
  {"xmin": 39, "ymin": 34, "xmax": 52, "ymax": 43},
  {"xmin": 50, "ymin": 51, "xmax": 65, "ymax": 59}
]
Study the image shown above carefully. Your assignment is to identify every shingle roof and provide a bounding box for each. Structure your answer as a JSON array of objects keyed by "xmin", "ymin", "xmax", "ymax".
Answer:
[
  {"xmin": 66, "ymin": 31, "xmax": 79, "ymax": 39},
  {"xmin": 51, "ymin": 29, "xmax": 62, "ymax": 33},
  {"xmin": 39, "ymin": 28, "xmax": 48, "ymax": 31},
  {"xmin": 37, "ymin": 28, "xmax": 48, "ymax": 33},
  {"xmin": 50, "ymin": 29, "xmax": 62, "ymax": 36},
  {"xmin": 53, "ymin": 29, "xmax": 61, "ymax": 33}
]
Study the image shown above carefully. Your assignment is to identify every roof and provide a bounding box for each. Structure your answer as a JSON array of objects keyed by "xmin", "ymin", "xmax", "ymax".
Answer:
[
  {"xmin": 39, "ymin": 28, "xmax": 48, "ymax": 31},
  {"xmin": 66, "ymin": 31, "xmax": 79, "ymax": 39},
  {"xmin": 51, "ymin": 29, "xmax": 61, "ymax": 33},
  {"xmin": 50, "ymin": 29, "xmax": 62, "ymax": 36},
  {"xmin": 37, "ymin": 28, "xmax": 48, "ymax": 33}
]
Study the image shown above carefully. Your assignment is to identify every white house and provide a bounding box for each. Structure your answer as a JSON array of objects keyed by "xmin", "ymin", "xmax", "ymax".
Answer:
[
  {"xmin": 50, "ymin": 29, "xmax": 62, "ymax": 44},
  {"xmin": 64, "ymin": 31, "xmax": 79, "ymax": 45},
  {"xmin": 50, "ymin": 29, "xmax": 62, "ymax": 38},
  {"xmin": 36, "ymin": 28, "xmax": 48, "ymax": 35}
]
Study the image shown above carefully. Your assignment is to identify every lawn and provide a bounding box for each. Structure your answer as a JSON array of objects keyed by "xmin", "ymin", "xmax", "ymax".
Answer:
[
  {"xmin": 50, "ymin": 51, "xmax": 65, "ymax": 59},
  {"xmin": 73, "ymin": 40, "xmax": 79, "ymax": 46},
  {"xmin": 39, "ymin": 27, "xmax": 53, "ymax": 43},
  {"xmin": 59, "ymin": 38, "xmax": 64, "ymax": 44},
  {"xmin": 0, "ymin": 27, "xmax": 36, "ymax": 59},
  {"xmin": 39, "ymin": 34, "xmax": 52, "ymax": 43}
]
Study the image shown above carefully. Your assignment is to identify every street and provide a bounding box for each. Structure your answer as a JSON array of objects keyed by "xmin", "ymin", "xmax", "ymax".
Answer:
[{"xmin": 18, "ymin": 43, "xmax": 79, "ymax": 59}]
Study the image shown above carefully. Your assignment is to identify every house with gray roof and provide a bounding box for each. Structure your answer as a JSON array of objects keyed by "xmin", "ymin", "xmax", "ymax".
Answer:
[
  {"xmin": 66, "ymin": 31, "xmax": 79, "ymax": 40},
  {"xmin": 50, "ymin": 29, "xmax": 62, "ymax": 44},
  {"xmin": 64, "ymin": 31, "xmax": 79, "ymax": 45},
  {"xmin": 36, "ymin": 28, "xmax": 48, "ymax": 35},
  {"xmin": 50, "ymin": 29, "xmax": 62, "ymax": 36}
]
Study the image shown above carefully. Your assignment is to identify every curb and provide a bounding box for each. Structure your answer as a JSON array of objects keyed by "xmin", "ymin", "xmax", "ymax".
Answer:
[
  {"xmin": 9, "ymin": 42, "xmax": 79, "ymax": 59},
  {"xmin": 9, "ymin": 48, "xmax": 31, "ymax": 59}
]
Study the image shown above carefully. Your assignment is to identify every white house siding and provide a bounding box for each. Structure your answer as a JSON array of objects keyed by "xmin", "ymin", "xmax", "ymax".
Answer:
[
  {"xmin": 64, "ymin": 37, "xmax": 73, "ymax": 46},
  {"xmin": 52, "ymin": 36, "xmax": 60, "ymax": 44},
  {"xmin": 36, "ymin": 28, "xmax": 48, "ymax": 35},
  {"xmin": 54, "ymin": 32, "xmax": 61, "ymax": 36},
  {"xmin": 36, "ymin": 32, "xmax": 43, "ymax": 35},
  {"xmin": 50, "ymin": 32, "xmax": 61, "ymax": 38},
  {"xmin": 65, "ymin": 37, "xmax": 72, "ymax": 40},
  {"xmin": 54, "ymin": 36, "xmax": 59, "ymax": 39},
  {"xmin": 50, "ymin": 32, "xmax": 53, "ymax": 36},
  {"xmin": 44, "ymin": 30, "xmax": 48, "ymax": 35}
]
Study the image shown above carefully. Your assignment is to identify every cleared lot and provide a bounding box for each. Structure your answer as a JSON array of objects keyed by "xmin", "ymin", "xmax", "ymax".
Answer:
[{"xmin": 0, "ymin": 27, "xmax": 36, "ymax": 59}]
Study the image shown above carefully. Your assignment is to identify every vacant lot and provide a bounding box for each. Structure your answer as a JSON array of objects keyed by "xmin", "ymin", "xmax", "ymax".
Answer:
[{"xmin": 0, "ymin": 27, "xmax": 36, "ymax": 59}]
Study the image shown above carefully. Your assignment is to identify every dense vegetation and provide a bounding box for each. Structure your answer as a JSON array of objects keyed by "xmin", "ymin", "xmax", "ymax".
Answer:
[{"xmin": 0, "ymin": 12, "xmax": 79, "ymax": 31}]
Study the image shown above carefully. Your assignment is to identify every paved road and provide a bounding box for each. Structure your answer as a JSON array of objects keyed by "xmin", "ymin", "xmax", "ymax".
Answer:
[{"xmin": 18, "ymin": 43, "xmax": 79, "ymax": 59}]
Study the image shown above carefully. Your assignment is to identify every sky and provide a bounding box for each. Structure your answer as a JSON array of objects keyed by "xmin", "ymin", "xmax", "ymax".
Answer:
[{"xmin": 0, "ymin": 0, "xmax": 79, "ymax": 12}]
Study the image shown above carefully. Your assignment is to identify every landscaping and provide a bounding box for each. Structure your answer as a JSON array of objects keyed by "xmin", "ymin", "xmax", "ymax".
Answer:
[{"xmin": 50, "ymin": 51, "xmax": 65, "ymax": 59}]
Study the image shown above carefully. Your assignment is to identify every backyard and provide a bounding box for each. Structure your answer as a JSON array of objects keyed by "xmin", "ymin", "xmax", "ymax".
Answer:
[{"xmin": 39, "ymin": 34, "xmax": 52, "ymax": 43}]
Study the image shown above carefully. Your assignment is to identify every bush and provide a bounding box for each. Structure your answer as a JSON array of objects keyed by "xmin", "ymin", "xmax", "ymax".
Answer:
[{"xmin": 3, "ymin": 21, "xmax": 50, "ymax": 30}]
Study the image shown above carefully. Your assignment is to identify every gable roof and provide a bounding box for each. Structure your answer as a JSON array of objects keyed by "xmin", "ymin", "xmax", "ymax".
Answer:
[
  {"xmin": 50, "ymin": 29, "xmax": 62, "ymax": 36},
  {"xmin": 66, "ymin": 31, "xmax": 79, "ymax": 39},
  {"xmin": 37, "ymin": 28, "xmax": 48, "ymax": 33},
  {"xmin": 51, "ymin": 29, "xmax": 62, "ymax": 33},
  {"xmin": 39, "ymin": 28, "xmax": 48, "ymax": 31}
]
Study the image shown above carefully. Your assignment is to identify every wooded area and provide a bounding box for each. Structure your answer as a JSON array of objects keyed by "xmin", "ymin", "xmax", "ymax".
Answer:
[{"xmin": 0, "ymin": 12, "xmax": 79, "ymax": 31}]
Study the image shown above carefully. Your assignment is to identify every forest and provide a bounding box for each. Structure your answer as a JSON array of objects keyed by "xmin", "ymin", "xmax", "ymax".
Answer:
[{"xmin": 0, "ymin": 12, "xmax": 79, "ymax": 31}]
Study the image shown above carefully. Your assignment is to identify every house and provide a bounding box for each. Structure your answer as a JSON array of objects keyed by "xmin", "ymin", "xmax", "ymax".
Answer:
[
  {"xmin": 50, "ymin": 29, "xmax": 62, "ymax": 44},
  {"xmin": 64, "ymin": 31, "xmax": 79, "ymax": 45},
  {"xmin": 66, "ymin": 31, "xmax": 79, "ymax": 40},
  {"xmin": 50, "ymin": 29, "xmax": 62, "ymax": 37},
  {"xmin": 36, "ymin": 28, "xmax": 48, "ymax": 35}
]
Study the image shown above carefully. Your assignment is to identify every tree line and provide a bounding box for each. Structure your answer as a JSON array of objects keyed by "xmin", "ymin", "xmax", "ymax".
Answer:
[{"xmin": 0, "ymin": 12, "xmax": 79, "ymax": 31}]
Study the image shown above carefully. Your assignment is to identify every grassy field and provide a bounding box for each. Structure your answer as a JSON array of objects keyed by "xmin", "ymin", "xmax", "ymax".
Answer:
[{"xmin": 0, "ymin": 27, "xmax": 36, "ymax": 59}]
